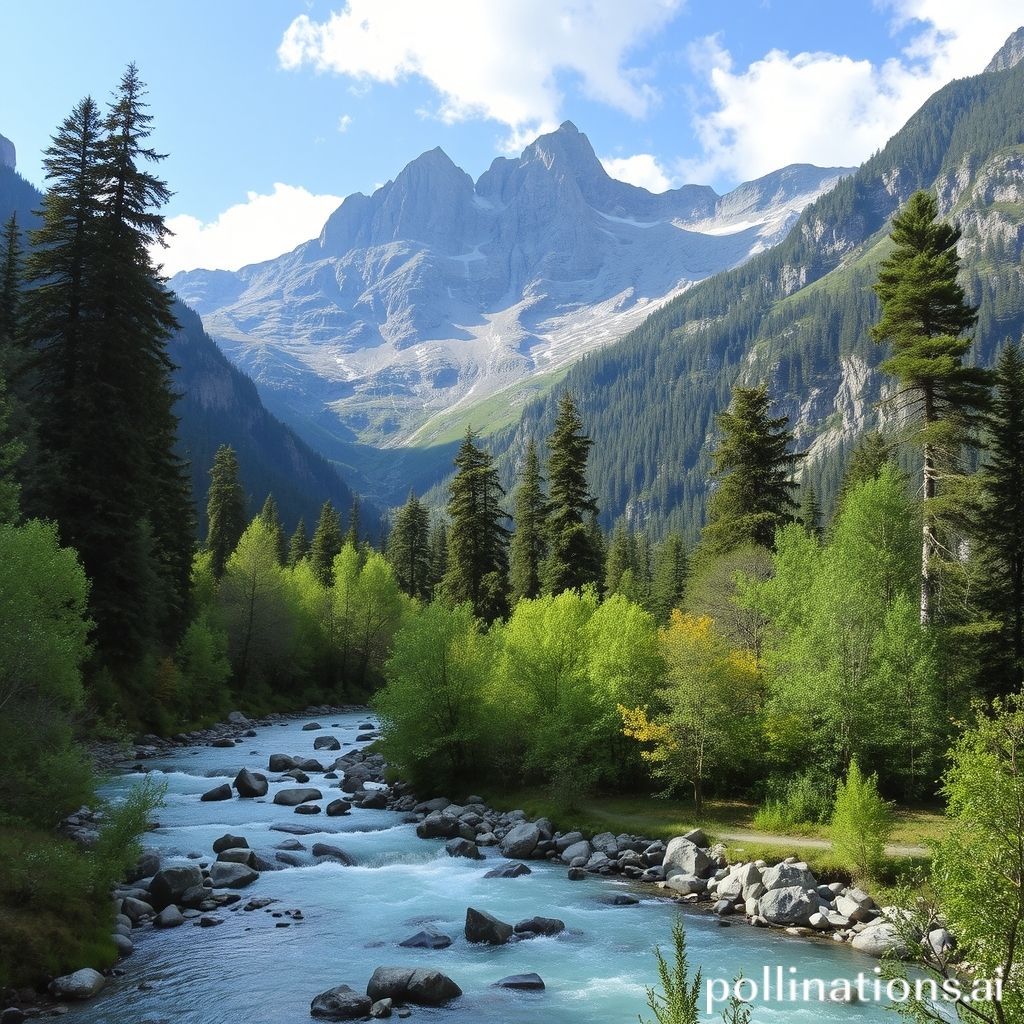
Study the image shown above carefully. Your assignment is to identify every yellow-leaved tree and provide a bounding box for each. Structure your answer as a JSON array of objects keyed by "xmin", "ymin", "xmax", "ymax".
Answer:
[{"xmin": 620, "ymin": 611, "xmax": 760, "ymax": 810}]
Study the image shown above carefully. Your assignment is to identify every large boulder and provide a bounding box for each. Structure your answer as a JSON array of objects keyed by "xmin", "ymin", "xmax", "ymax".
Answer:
[
  {"xmin": 268, "ymin": 754, "xmax": 296, "ymax": 772},
  {"xmin": 761, "ymin": 862, "xmax": 817, "ymax": 892},
  {"xmin": 200, "ymin": 783, "xmax": 232, "ymax": 802},
  {"xmin": 50, "ymin": 968, "xmax": 105, "ymax": 999},
  {"xmin": 208, "ymin": 862, "xmax": 259, "ymax": 888},
  {"xmin": 366, "ymin": 967, "xmax": 462, "ymax": 1006},
  {"xmin": 212, "ymin": 833, "xmax": 249, "ymax": 854},
  {"xmin": 154, "ymin": 905, "xmax": 184, "ymax": 928},
  {"xmin": 483, "ymin": 862, "xmax": 531, "ymax": 879},
  {"xmin": 312, "ymin": 843, "xmax": 356, "ymax": 866},
  {"xmin": 851, "ymin": 922, "xmax": 910, "ymax": 958},
  {"xmin": 561, "ymin": 840, "xmax": 592, "ymax": 863},
  {"xmin": 310, "ymin": 985, "xmax": 372, "ymax": 1020},
  {"xmin": 514, "ymin": 916, "xmax": 565, "ymax": 936},
  {"xmin": 326, "ymin": 799, "xmax": 352, "ymax": 817},
  {"xmin": 217, "ymin": 848, "xmax": 258, "ymax": 868},
  {"xmin": 149, "ymin": 865, "xmax": 203, "ymax": 910},
  {"xmin": 499, "ymin": 822, "xmax": 541, "ymax": 859},
  {"xmin": 273, "ymin": 787, "xmax": 322, "ymax": 806},
  {"xmin": 445, "ymin": 837, "xmax": 482, "ymax": 860},
  {"xmin": 314, "ymin": 735, "xmax": 342, "ymax": 751},
  {"xmin": 662, "ymin": 837, "xmax": 713, "ymax": 879},
  {"xmin": 664, "ymin": 873, "xmax": 706, "ymax": 896},
  {"xmin": 233, "ymin": 768, "xmax": 268, "ymax": 798},
  {"xmin": 465, "ymin": 907, "xmax": 513, "ymax": 945},
  {"xmin": 758, "ymin": 886, "xmax": 817, "ymax": 926}
]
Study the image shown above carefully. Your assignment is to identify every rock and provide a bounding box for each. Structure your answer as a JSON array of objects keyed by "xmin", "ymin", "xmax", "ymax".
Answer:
[
  {"xmin": 495, "ymin": 973, "xmax": 545, "ymax": 990},
  {"xmin": 154, "ymin": 905, "xmax": 184, "ymax": 928},
  {"xmin": 399, "ymin": 930, "xmax": 452, "ymax": 949},
  {"xmin": 276, "ymin": 852, "xmax": 304, "ymax": 867},
  {"xmin": 273, "ymin": 787, "xmax": 323, "ymax": 806},
  {"xmin": 1, "ymin": 1009, "xmax": 26, "ymax": 1024},
  {"xmin": 211, "ymin": 737, "xmax": 235, "ymax": 747},
  {"xmin": 367, "ymin": 967, "xmax": 462, "ymax": 1006},
  {"xmin": 295, "ymin": 757, "xmax": 326, "ymax": 772},
  {"xmin": 567, "ymin": 867, "xmax": 586, "ymax": 880},
  {"xmin": 665, "ymin": 873, "xmax": 706, "ymax": 896},
  {"xmin": 295, "ymin": 804, "xmax": 322, "ymax": 814},
  {"xmin": 310, "ymin": 984, "xmax": 373, "ymax": 1020},
  {"xmin": 716, "ymin": 875, "xmax": 744, "ymax": 902},
  {"xmin": 758, "ymin": 886, "xmax": 817, "ymax": 926},
  {"xmin": 233, "ymin": 768, "xmax": 268, "ymax": 798},
  {"xmin": 484, "ymin": 862, "xmax": 531, "ymax": 878},
  {"xmin": 600, "ymin": 893, "xmax": 639, "ymax": 905},
  {"xmin": 50, "ymin": 968, "xmax": 105, "ymax": 999},
  {"xmin": 852, "ymin": 922, "xmax": 910, "ymax": 958},
  {"xmin": 465, "ymin": 907, "xmax": 513, "ymax": 944},
  {"xmin": 835, "ymin": 895, "xmax": 877, "ymax": 922},
  {"xmin": 112, "ymin": 933, "xmax": 134, "ymax": 956},
  {"xmin": 208, "ymin": 862, "xmax": 259, "ymax": 888},
  {"xmin": 149, "ymin": 865, "xmax": 203, "ymax": 909},
  {"xmin": 499, "ymin": 822, "xmax": 541, "ymax": 859},
  {"xmin": 269, "ymin": 822, "xmax": 318, "ymax": 835},
  {"xmin": 445, "ymin": 837, "xmax": 482, "ymax": 860},
  {"xmin": 200, "ymin": 783, "xmax": 232, "ymax": 802},
  {"xmin": 302, "ymin": 722, "xmax": 323, "ymax": 731},
  {"xmin": 514, "ymin": 916, "xmax": 565, "ymax": 936},
  {"xmin": 217, "ymin": 848, "xmax": 259, "ymax": 868},
  {"xmin": 326, "ymin": 799, "xmax": 352, "ymax": 816},
  {"xmin": 590, "ymin": 831, "xmax": 618, "ymax": 856},
  {"xmin": 227, "ymin": 710, "xmax": 250, "ymax": 724},
  {"xmin": 314, "ymin": 735, "xmax": 342, "ymax": 750},
  {"xmin": 927, "ymin": 928, "xmax": 955, "ymax": 956},
  {"xmin": 682, "ymin": 828, "xmax": 710, "ymax": 848},
  {"xmin": 761, "ymin": 862, "xmax": 817, "ymax": 892},
  {"xmin": 360, "ymin": 791, "xmax": 389, "ymax": 810},
  {"xmin": 370, "ymin": 998, "xmax": 393, "ymax": 1018},
  {"xmin": 663, "ymin": 837, "xmax": 713, "ymax": 879},
  {"xmin": 120, "ymin": 895, "xmax": 155, "ymax": 922},
  {"xmin": 312, "ymin": 843, "xmax": 356, "ymax": 865},
  {"xmin": 268, "ymin": 754, "xmax": 296, "ymax": 772},
  {"xmin": 284, "ymin": 769, "xmax": 310, "ymax": 783},
  {"xmin": 212, "ymin": 833, "xmax": 249, "ymax": 854},
  {"xmin": 561, "ymin": 840, "xmax": 592, "ymax": 863},
  {"xmin": 126, "ymin": 848, "xmax": 161, "ymax": 882}
]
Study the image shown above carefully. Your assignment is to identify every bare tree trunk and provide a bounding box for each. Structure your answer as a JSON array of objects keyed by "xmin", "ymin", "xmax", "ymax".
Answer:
[{"xmin": 921, "ymin": 387, "xmax": 937, "ymax": 625}]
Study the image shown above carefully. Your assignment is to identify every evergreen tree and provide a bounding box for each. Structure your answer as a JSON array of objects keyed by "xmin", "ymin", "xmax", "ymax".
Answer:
[
  {"xmin": 258, "ymin": 493, "xmax": 287, "ymax": 565},
  {"xmin": 975, "ymin": 341, "xmax": 1024, "ymax": 691},
  {"xmin": 0, "ymin": 371, "xmax": 23, "ymax": 525},
  {"xmin": 0, "ymin": 214, "xmax": 21, "ymax": 358},
  {"xmin": 605, "ymin": 521, "xmax": 637, "ymax": 597},
  {"xmin": 310, "ymin": 500, "xmax": 344, "ymax": 586},
  {"xmin": 508, "ymin": 439, "xmax": 547, "ymax": 603},
  {"xmin": 345, "ymin": 494, "xmax": 361, "ymax": 548},
  {"xmin": 542, "ymin": 392, "xmax": 600, "ymax": 594},
  {"xmin": 698, "ymin": 384, "xmax": 803, "ymax": 559},
  {"xmin": 428, "ymin": 520, "xmax": 448, "ymax": 597},
  {"xmin": 205, "ymin": 444, "xmax": 246, "ymax": 578},
  {"xmin": 871, "ymin": 190, "xmax": 992, "ymax": 624},
  {"xmin": 836, "ymin": 432, "xmax": 891, "ymax": 512},
  {"xmin": 799, "ymin": 482, "xmax": 823, "ymax": 538},
  {"xmin": 287, "ymin": 517, "xmax": 310, "ymax": 567},
  {"xmin": 649, "ymin": 533, "xmax": 688, "ymax": 623},
  {"xmin": 387, "ymin": 490, "xmax": 432, "ymax": 600},
  {"xmin": 440, "ymin": 428, "xmax": 510, "ymax": 620}
]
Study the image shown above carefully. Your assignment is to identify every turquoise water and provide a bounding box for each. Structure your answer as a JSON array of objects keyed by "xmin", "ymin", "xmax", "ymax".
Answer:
[{"xmin": 67, "ymin": 713, "xmax": 894, "ymax": 1023}]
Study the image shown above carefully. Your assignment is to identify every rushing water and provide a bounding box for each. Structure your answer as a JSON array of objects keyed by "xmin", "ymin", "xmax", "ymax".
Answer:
[{"xmin": 66, "ymin": 712, "xmax": 895, "ymax": 1024}]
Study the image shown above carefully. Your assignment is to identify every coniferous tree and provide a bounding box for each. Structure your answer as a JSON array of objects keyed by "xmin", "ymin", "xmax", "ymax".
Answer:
[
  {"xmin": 604, "ymin": 521, "xmax": 637, "ymax": 597},
  {"xmin": 345, "ymin": 494, "xmax": 361, "ymax": 548},
  {"xmin": 440, "ymin": 428, "xmax": 510, "ymax": 620},
  {"xmin": 542, "ymin": 392, "xmax": 600, "ymax": 594},
  {"xmin": 258, "ymin": 493, "xmax": 287, "ymax": 565},
  {"xmin": 871, "ymin": 190, "xmax": 992, "ymax": 624},
  {"xmin": 428, "ymin": 520, "xmax": 448, "ymax": 597},
  {"xmin": 310, "ymin": 500, "xmax": 344, "ymax": 586},
  {"xmin": 0, "ymin": 371, "xmax": 23, "ymax": 525},
  {"xmin": 206, "ymin": 444, "xmax": 246, "ymax": 578},
  {"xmin": 799, "ymin": 482, "xmax": 823, "ymax": 538},
  {"xmin": 649, "ymin": 533, "xmax": 688, "ymax": 624},
  {"xmin": 509, "ymin": 439, "xmax": 547, "ymax": 603},
  {"xmin": 287, "ymin": 517, "xmax": 310, "ymax": 567},
  {"xmin": 836, "ymin": 432, "xmax": 891, "ymax": 512},
  {"xmin": 698, "ymin": 384, "xmax": 803, "ymax": 559},
  {"xmin": 975, "ymin": 341, "xmax": 1024, "ymax": 690},
  {"xmin": 387, "ymin": 490, "xmax": 432, "ymax": 600},
  {"xmin": 0, "ymin": 214, "xmax": 21, "ymax": 359}
]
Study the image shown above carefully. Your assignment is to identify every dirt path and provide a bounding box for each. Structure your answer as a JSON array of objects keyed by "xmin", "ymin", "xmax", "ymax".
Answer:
[{"xmin": 716, "ymin": 829, "xmax": 930, "ymax": 858}]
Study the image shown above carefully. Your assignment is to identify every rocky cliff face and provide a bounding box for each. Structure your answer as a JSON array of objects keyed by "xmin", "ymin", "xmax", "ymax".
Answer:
[
  {"xmin": 985, "ymin": 26, "xmax": 1024, "ymax": 73},
  {"xmin": 0, "ymin": 133, "xmax": 14, "ymax": 170},
  {"xmin": 172, "ymin": 123, "xmax": 850, "ymax": 462}
]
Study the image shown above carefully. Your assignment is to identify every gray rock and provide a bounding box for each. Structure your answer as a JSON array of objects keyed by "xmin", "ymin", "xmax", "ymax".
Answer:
[
  {"xmin": 758, "ymin": 886, "xmax": 817, "ymax": 926},
  {"xmin": 399, "ymin": 929, "xmax": 452, "ymax": 949},
  {"xmin": 590, "ymin": 831, "xmax": 618, "ymax": 856},
  {"xmin": 663, "ymin": 836, "xmax": 713, "ymax": 879},
  {"xmin": 445, "ymin": 837, "xmax": 482, "ymax": 860},
  {"xmin": 217, "ymin": 848, "xmax": 258, "ymax": 868},
  {"xmin": 561, "ymin": 840, "xmax": 592, "ymax": 863},
  {"xmin": 927, "ymin": 927, "xmax": 955, "ymax": 956},
  {"xmin": 233, "ymin": 768, "xmax": 268, "ymax": 798},
  {"xmin": 50, "ymin": 968, "xmax": 105, "ymax": 999},
  {"xmin": 112, "ymin": 933, "xmax": 134, "ymax": 956},
  {"xmin": 268, "ymin": 754, "xmax": 296, "ymax": 772},
  {"xmin": 682, "ymin": 828, "xmax": 710, "ymax": 848},
  {"xmin": 499, "ymin": 822, "xmax": 541, "ymax": 859},
  {"xmin": 370, "ymin": 997, "xmax": 393, "ymax": 1019},
  {"xmin": 154, "ymin": 905, "xmax": 184, "ymax": 928},
  {"xmin": 311, "ymin": 984, "xmax": 372, "ymax": 1020},
  {"xmin": 366, "ymin": 967, "xmax": 462, "ymax": 1006},
  {"xmin": 495, "ymin": 973, "xmax": 545, "ymax": 990},
  {"xmin": 312, "ymin": 843, "xmax": 356, "ymax": 866},
  {"xmin": 212, "ymin": 833, "xmax": 249, "ymax": 854},
  {"xmin": 326, "ymin": 799, "xmax": 352, "ymax": 816},
  {"xmin": 273, "ymin": 787, "xmax": 323, "ymax": 806},
  {"xmin": 149, "ymin": 865, "xmax": 203, "ymax": 909},
  {"xmin": 465, "ymin": 907, "xmax": 513, "ymax": 944},
  {"xmin": 514, "ymin": 916, "xmax": 565, "ymax": 936},
  {"xmin": 200, "ymin": 783, "xmax": 232, "ymax": 802},
  {"xmin": 314, "ymin": 735, "xmax": 342, "ymax": 750},
  {"xmin": 761, "ymin": 862, "xmax": 817, "ymax": 892},
  {"xmin": 302, "ymin": 722, "xmax": 323, "ymax": 731},
  {"xmin": 483, "ymin": 862, "xmax": 531, "ymax": 879},
  {"xmin": 208, "ymin": 862, "xmax": 259, "ymax": 888},
  {"xmin": 664, "ymin": 872, "xmax": 706, "ymax": 896},
  {"xmin": 295, "ymin": 803, "xmax": 322, "ymax": 814},
  {"xmin": 835, "ymin": 895, "xmax": 877, "ymax": 922},
  {"xmin": 852, "ymin": 922, "xmax": 909, "ymax": 958}
]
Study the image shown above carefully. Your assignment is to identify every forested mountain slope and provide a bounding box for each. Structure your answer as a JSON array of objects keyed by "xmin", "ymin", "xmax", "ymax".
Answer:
[{"xmin": 493, "ymin": 32, "xmax": 1024, "ymax": 535}]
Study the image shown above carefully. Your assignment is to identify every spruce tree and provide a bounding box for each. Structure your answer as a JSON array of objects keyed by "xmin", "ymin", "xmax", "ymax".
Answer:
[
  {"xmin": 836, "ymin": 432, "xmax": 891, "ymax": 510},
  {"xmin": 428, "ymin": 520, "xmax": 448, "ymax": 597},
  {"xmin": 976, "ymin": 341, "xmax": 1024, "ymax": 690},
  {"xmin": 0, "ymin": 371, "xmax": 23, "ymax": 525},
  {"xmin": 699, "ymin": 384, "xmax": 803, "ymax": 559},
  {"xmin": 871, "ymin": 190, "xmax": 992, "ymax": 623},
  {"xmin": 387, "ymin": 491, "xmax": 432, "ymax": 600},
  {"xmin": 542, "ymin": 392, "xmax": 600, "ymax": 594},
  {"xmin": 440, "ymin": 428, "xmax": 510, "ymax": 620},
  {"xmin": 258, "ymin": 493, "xmax": 287, "ymax": 565},
  {"xmin": 206, "ymin": 444, "xmax": 246, "ymax": 578},
  {"xmin": 649, "ymin": 533, "xmax": 688, "ymax": 623},
  {"xmin": 0, "ymin": 214, "xmax": 21, "ymax": 358},
  {"xmin": 799, "ymin": 481, "xmax": 823, "ymax": 538},
  {"xmin": 287, "ymin": 518, "xmax": 310, "ymax": 567},
  {"xmin": 345, "ymin": 494, "xmax": 361, "ymax": 548},
  {"xmin": 508, "ymin": 439, "xmax": 547, "ymax": 603},
  {"xmin": 310, "ymin": 500, "xmax": 344, "ymax": 586},
  {"xmin": 604, "ymin": 521, "xmax": 637, "ymax": 597}
]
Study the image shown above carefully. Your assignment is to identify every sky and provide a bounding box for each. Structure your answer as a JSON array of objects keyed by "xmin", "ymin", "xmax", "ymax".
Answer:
[{"xmin": 1, "ymin": 1, "xmax": 1021, "ymax": 276}]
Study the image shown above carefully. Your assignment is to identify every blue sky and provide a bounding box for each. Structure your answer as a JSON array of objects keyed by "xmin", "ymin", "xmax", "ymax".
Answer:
[{"xmin": 1, "ymin": 1, "xmax": 1020, "ymax": 274}]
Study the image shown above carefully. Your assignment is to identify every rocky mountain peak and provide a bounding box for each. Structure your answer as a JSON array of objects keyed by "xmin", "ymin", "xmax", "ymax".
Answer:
[
  {"xmin": 0, "ymin": 133, "xmax": 15, "ymax": 170},
  {"xmin": 985, "ymin": 26, "xmax": 1024, "ymax": 73}
]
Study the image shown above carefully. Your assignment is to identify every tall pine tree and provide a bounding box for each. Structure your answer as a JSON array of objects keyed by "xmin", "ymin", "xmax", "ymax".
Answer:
[
  {"xmin": 310, "ymin": 500, "xmax": 344, "ymax": 585},
  {"xmin": 649, "ymin": 533, "xmax": 687, "ymax": 623},
  {"xmin": 542, "ymin": 392, "xmax": 600, "ymax": 594},
  {"xmin": 206, "ymin": 444, "xmax": 246, "ymax": 578},
  {"xmin": 287, "ymin": 517, "xmax": 310, "ymax": 567},
  {"xmin": 440, "ymin": 428, "xmax": 509, "ymax": 620},
  {"xmin": 387, "ymin": 490, "xmax": 432, "ymax": 600},
  {"xmin": 345, "ymin": 494, "xmax": 361, "ymax": 548},
  {"xmin": 871, "ymin": 190, "xmax": 991, "ymax": 623},
  {"xmin": 258, "ymin": 493, "xmax": 287, "ymax": 565},
  {"xmin": 799, "ymin": 481, "xmax": 823, "ymax": 538},
  {"xmin": 508, "ymin": 439, "xmax": 547, "ymax": 603}
]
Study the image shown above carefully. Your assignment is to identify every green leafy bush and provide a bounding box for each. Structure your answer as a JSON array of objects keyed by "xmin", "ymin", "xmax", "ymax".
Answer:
[
  {"xmin": 830, "ymin": 759, "xmax": 894, "ymax": 879},
  {"xmin": 753, "ymin": 771, "xmax": 834, "ymax": 833}
]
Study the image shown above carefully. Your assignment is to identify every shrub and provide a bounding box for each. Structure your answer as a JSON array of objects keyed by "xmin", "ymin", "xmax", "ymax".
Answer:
[
  {"xmin": 753, "ymin": 771, "xmax": 834, "ymax": 833},
  {"xmin": 830, "ymin": 759, "xmax": 893, "ymax": 879}
]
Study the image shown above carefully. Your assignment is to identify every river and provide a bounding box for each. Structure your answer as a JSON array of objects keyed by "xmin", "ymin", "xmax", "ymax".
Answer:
[{"xmin": 66, "ymin": 711, "xmax": 895, "ymax": 1023}]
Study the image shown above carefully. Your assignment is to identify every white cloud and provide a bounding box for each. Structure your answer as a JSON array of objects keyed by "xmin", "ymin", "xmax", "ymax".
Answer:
[
  {"xmin": 337, "ymin": 113, "xmax": 353, "ymax": 132},
  {"xmin": 157, "ymin": 184, "xmax": 343, "ymax": 276},
  {"xmin": 278, "ymin": 0, "xmax": 682, "ymax": 147},
  {"xmin": 601, "ymin": 153, "xmax": 673, "ymax": 192},
  {"xmin": 687, "ymin": 4, "xmax": 1023, "ymax": 182}
]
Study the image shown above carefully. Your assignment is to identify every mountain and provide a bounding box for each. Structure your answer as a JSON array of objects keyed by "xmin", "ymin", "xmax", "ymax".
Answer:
[
  {"xmin": 0, "ymin": 157, "xmax": 362, "ymax": 536},
  {"xmin": 489, "ymin": 28, "xmax": 1024, "ymax": 536},
  {"xmin": 171, "ymin": 126, "xmax": 850, "ymax": 498}
]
